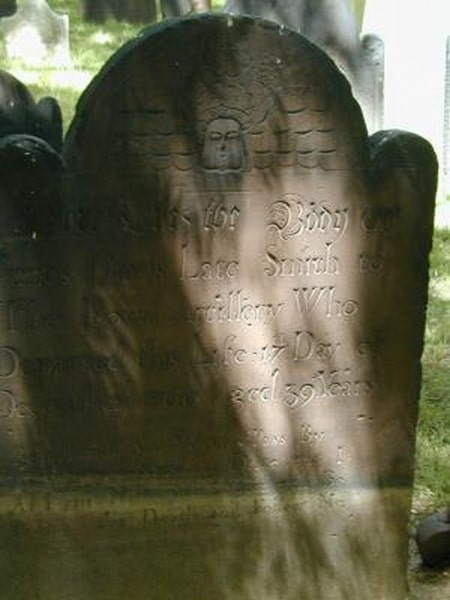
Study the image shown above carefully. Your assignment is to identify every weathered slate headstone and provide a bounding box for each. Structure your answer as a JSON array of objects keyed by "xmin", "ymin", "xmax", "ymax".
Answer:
[
  {"xmin": 0, "ymin": 0, "xmax": 70, "ymax": 67},
  {"xmin": 0, "ymin": 70, "xmax": 63, "ymax": 150},
  {"xmin": 0, "ymin": 14, "xmax": 436, "ymax": 600},
  {"xmin": 0, "ymin": 133, "xmax": 64, "ymax": 236}
]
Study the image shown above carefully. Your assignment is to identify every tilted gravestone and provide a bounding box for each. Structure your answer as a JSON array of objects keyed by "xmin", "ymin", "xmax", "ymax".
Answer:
[
  {"xmin": 0, "ymin": 14, "xmax": 437, "ymax": 600},
  {"xmin": 0, "ymin": 0, "xmax": 70, "ymax": 67},
  {"xmin": 161, "ymin": 0, "xmax": 211, "ymax": 17}
]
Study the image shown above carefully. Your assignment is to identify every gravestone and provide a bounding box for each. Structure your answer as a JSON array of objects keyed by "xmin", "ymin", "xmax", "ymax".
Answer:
[
  {"xmin": 223, "ymin": 0, "xmax": 384, "ymax": 132},
  {"xmin": 416, "ymin": 510, "xmax": 450, "ymax": 568},
  {"xmin": 0, "ymin": 133, "xmax": 64, "ymax": 237},
  {"xmin": 0, "ymin": 0, "xmax": 70, "ymax": 67},
  {"xmin": 81, "ymin": 0, "xmax": 157, "ymax": 24},
  {"xmin": 0, "ymin": 70, "xmax": 63, "ymax": 151},
  {"xmin": 363, "ymin": 0, "xmax": 449, "ymax": 197},
  {"xmin": 161, "ymin": 0, "xmax": 211, "ymax": 17},
  {"xmin": 0, "ymin": 14, "xmax": 437, "ymax": 600},
  {"xmin": 360, "ymin": 32, "xmax": 384, "ymax": 131},
  {"xmin": 0, "ymin": 0, "xmax": 16, "ymax": 17}
]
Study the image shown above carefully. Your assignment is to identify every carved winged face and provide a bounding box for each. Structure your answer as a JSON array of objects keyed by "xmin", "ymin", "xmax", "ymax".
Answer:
[{"xmin": 202, "ymin": 117, "xmax": 245, "ymax": 172}]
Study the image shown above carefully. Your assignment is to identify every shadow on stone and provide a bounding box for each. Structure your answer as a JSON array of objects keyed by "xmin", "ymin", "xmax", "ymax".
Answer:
[{"xmin": 0, "ymin": 13, "xmax": 437, "ymax": 600}]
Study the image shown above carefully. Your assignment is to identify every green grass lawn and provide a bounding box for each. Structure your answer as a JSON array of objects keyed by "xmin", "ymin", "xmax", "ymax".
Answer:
[
  {"xmin": 413, "ymin": 227, "xmax": 450, "ymax": 515},
  {"xmin": 0, "ymin": 1, "xmax": 448, "ymax": 518}
]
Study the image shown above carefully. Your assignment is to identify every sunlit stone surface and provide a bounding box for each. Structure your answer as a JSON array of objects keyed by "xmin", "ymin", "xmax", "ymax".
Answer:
[
  {"xmin": 0, "ymin": 0, "xmax": 71, "ymax": 67},
  {"xmin": 0, "ymin": 14, "xmax": 437, "ymax": 599}
]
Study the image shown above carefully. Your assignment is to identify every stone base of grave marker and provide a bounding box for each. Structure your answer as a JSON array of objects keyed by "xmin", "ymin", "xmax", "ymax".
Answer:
[{"xmin": 0, "ymin": 480, "xmax": 413, "ymax": 600}]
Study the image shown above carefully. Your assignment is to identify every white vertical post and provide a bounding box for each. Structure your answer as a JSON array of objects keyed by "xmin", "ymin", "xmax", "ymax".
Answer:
[{"xmin": 363, "ymin": 0, "xmax": 449, "ymax": 202}]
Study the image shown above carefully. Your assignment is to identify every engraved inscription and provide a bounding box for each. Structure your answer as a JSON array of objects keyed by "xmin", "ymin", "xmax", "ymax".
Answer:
[
  {"xmin": 90, "ymin": 253, "xmax": 166, "ymax": 283},
  {"xmin": 192, "ymin": 334, "xmax": 288, "ymax": 368},
  {"xmin": 231, "ymin": 368, "xmax": 373, "ymax": 409},
  {"xmin": 0, "ymin": 389, "xmax": 31, "ymax": 420},
  {"xmin": 293, "ymin": 287, "xmax": 359, "ymax": 318},
  {"xmin": 0, "ymin": 390, "xmax": 16, "ymax": 418},
  {"xmin": 293, "ymin": 331, "xmax": 341, "ymax": 361},
  {"xmin": 191, "ymin": 290, "xmax": 285, "ymax": 327},
  {"xmin": 263, "ymin": 242, "xmax": 340, "ymax": 277},
  {"xmin": 0, "ymin": 347, "xmax": 20, "ymax": 378},
  {"xmin": 203, "ymin": 203, "xmax": 240, "ymax": 231},
  {"xmin": 230, "ymin": 368, "xmax": 280, "ymax": 405},
  {"xmin": 0, "ymin": 265, "xmax": 70, "ymax": 288},
  {"xmin": 299, "ymin": 424, "xmax": 325, "ymax": 446},
  {"xmin": 181, "ymin": 243, "xmax": 239, "ymax": 281},
  {"xmin": 243, "ymin": 427, "xmax": 288, "ymax": 448},
  {"xmin": 193, "ymin": 331, "xmax": 341, "ymax": 368},
  {"xmin": 138, "ymin": 339, "xmax": 180, "ymax": 370},
  {"xmin": 0, "ymin": 299, "xmax": 64, "ymax": 332},
  {"xmin": 268, "ymin": 195, "xmax": 348, "ymax": 242},
  {"xmin": 282, "ymin": 370, "xmax": 373, "ymax": 408},
  {"xmin": 21, "ymin": 354, "xmax": 121, "ymax": 377},
  {"xmin": 361, "ymin": 205, "xmax": 399, "ymax": 232},
  {"xmin": 359, "ymin": 252, "xmax": 383, "ymax": 272},
  {"xmin": 83, "ymin": 295, "xmax": 157, "ymax": 329},
  {"xmin": 144, "ymin": 389, "xmax": 196, "ymax": 407}
]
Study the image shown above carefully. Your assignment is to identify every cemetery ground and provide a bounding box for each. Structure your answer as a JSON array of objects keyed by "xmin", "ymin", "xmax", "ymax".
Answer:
[{"xmin": 0, "ymin": 1, "xmax": 448, "ymax": 596}]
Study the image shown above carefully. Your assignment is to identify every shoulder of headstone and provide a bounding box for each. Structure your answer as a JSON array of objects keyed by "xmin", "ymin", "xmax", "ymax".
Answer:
[
  {"xmin": 35, "ymin": 96, "xmax": 63, "ymax": 152},
  {"xmin": 369, "ymin": 129, "xmax": 438, "ymax": 192},
  {"xmin": 0, "ymin": 133, "xmax": 65, "ymax": 174}
]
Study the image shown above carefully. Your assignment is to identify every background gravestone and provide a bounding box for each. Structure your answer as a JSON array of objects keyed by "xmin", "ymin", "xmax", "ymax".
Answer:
[
  {"xmin": 416, "ymin": 509, "xmax": 450, "ymax": 568},
  {"xmin": 223, "ymin": 0, "xmax": 384, "ymax": 132},
  {"xmin": 0, "ymin": 133, "xmax": 64, "ymax": 237},
  {"xmin": 81, "ymin": 0, "xmax": 157, "ymax": 24},
  {"xmin": 0, "ymin": 0, "xmax": 71, "ymax": 67},
  {"xmin": 0, "ymin": 0, "xmax": 15, "ymax": 17},
  {"xmin": 0, "ymin": 14, "xmax": 437, "ymax": 600},
  {"xmin": 363, "ymin": 0, "xmax": 448, "ymax": 198},
  {"xmin": 0, "ymin": 70, "xmax": 63, "ymax": 151}
]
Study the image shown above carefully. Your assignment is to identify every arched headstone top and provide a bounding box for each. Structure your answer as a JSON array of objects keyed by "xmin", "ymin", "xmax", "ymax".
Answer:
[
  {"xmin": 65, "ymin": 13, "xmax": 369, "ymax": 182},
  {"xmin": 0, "ymin": 13, "xmax": 437, "ymax": 599}
]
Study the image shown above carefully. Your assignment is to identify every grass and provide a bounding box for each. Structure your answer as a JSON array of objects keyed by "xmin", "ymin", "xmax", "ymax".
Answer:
[
  {"xmin": 413, "ymin": 228, "xmax": 450, "ymax": 516},
  {"xmin": 0, "ymin": 1, "xmax": 448, "ymax": 519},
  {"xmin": 0, "ymin": 1, "xmax": 144, "ymax": 128}
]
